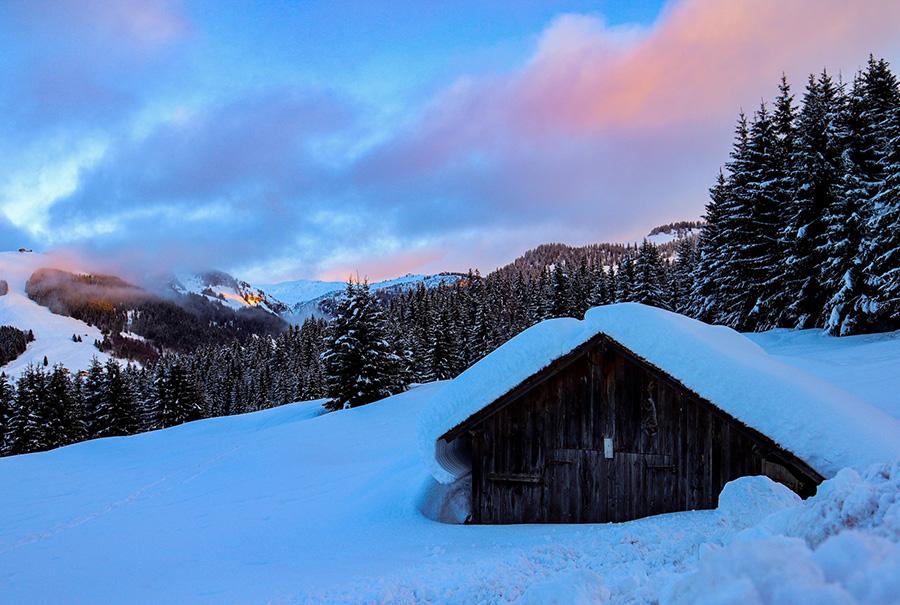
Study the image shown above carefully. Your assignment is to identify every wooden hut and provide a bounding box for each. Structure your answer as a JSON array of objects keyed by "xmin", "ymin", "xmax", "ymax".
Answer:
[{"xmin": 418, "ymin": 304, "xmax": 899, "ymax": 525}]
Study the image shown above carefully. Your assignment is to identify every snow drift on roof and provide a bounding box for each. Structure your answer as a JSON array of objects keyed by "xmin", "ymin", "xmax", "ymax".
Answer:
[{"xmin": 418, "ymin": 303, "xmax": 900, "ymax": 484}]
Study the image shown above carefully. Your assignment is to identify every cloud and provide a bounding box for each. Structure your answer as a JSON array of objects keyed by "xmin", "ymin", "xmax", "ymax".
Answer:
[
  {"xmin": 34, "ymin": 87, "xmax": 367, "ymax": 276},
  {"xmin": 0, "ymin": 216, "xmax": 34, "ymax": 252},
  {"xmin": 0, "ymin": 0, "xmax": 187, "ymax": 138},
  {"xmin": 352, "ymin": 0, "xmax": 900, "ymax": 265},
  {"xmin": 3, "ymin": 0, "xmax": 900, "ymax": 282}
]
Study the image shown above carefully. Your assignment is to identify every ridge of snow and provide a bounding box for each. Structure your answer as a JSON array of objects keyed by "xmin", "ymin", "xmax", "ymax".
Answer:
[{"xmin": 419, "ymin": 303, "xmax": 900, "ymax": 484}]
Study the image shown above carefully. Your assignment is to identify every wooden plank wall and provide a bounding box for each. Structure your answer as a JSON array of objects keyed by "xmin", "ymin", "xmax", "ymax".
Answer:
[{"xmin": 469, "ymin": 342, "xmax": 820, "ymax": 524}]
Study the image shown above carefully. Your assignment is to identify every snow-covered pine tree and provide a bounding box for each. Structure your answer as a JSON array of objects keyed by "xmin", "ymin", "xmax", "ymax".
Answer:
[
  {"xmin": 615, "ymin": 254, "xmax": 635, "ymax": 302},
  {"xmin": 710, "ymin": 111, "xmax": 754, "ymax": 327},
  {"xmin": 858, "ymin": 90, "xmax": 900, "ymax": 332},
  {"xmin": 0, "ymin": 372, "xmax": 14, "ymax": 455},
  {"xmin": 756, "ymin": 75, "xmax": 799, "ymax": 329},
  {"xmin": 589, "ymin": 264, "xmax": 611, "ymax": 307},
  {"xmin": 94, "ymin": 360, "xmax": 139, "ymax": 437},
  {"xmin": 322, "ymin": 280, "xmax": 403, "ymax": 410},
  {"xmin": 671, "ymin": 237, "xmax": 697, "ymax": 314},
  {"xmin": 44, "ymin": 364, "xmax": 74, "ymax": 448},
  {"xmin": 632, "ymin": 240, "xmax": 670, "ymax": 309},
  {"xmin": 688, "ymin": 171, "xmax": 728, "ymax": 321},
  {"xmin": 571, "ymin": 258, "xmax": 592, "ymax": 318},
  {"xmin": 723, "ymin": 103, "xmax": 782, "ymax": 330},
  {"xmin": 426, "ymin": 303, "xmax": 463, "ymax": 381},
  {"xmin": 154, "ymin": 359, "xmax": 204, "ymax": 428},
  {"xmin": 8, "ymin": 365, "xmax": 50, "ymax": 454},
  {"xmin": 777, "ymin": 71, "xmax": 845, "ymax": 328},
  {"xmin": 548, "ymin": 264, "xmax": 571, "ymax": 318},
  {"xmin": 81, "ymin": 357, "xmax": 106, "ymax": 438},
  {"xmin": 828, "ymin": 57, "xmax": 900, "ymax": 334}
]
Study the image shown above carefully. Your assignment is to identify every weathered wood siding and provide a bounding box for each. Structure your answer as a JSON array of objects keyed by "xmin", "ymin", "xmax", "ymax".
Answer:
[{"xmin": 467, "ymin": 339, "xmax": 821, "ymax": 524}]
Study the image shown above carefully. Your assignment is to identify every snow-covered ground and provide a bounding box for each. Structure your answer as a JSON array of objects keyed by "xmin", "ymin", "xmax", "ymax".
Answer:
[
  {"xmin": 749, "ymin": 328, "xmax": 900, "ymax": 420},
  {"xmin": 1, "ymin": 323, "xmax": 898, "ymax": 604},
  {"xmin": 0, "ymin": 251, "xmax": 111, "ymax": 377}
]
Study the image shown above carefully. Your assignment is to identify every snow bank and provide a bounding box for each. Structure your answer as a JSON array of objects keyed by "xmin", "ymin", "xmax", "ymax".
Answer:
[
  {"xmin": 420, "ymin": 303, "xmax": 900, "ymax": 483},
  {"xmin": 662, "ymin": 463, "xmax": 900, "ymax": 605}
]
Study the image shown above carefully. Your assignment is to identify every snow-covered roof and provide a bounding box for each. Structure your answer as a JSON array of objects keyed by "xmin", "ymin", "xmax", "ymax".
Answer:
[{"xmin": 418, "ymin": 303, "xmax": 900, "ymax": 484}]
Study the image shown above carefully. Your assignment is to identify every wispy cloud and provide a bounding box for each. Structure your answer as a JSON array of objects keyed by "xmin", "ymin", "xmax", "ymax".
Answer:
[{"xmin": 1, "ymin": 0, "xmax": 898, "ymax": 281}]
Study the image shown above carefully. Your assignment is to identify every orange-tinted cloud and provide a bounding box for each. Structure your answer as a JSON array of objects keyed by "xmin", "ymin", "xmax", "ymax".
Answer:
[
  {"xmin": 354, "ymin": 0, "xmax": 900, "ymax": 279},
  {"xmin": 517, "ymin": 0, "xmax": 900, "ymax": 133}
]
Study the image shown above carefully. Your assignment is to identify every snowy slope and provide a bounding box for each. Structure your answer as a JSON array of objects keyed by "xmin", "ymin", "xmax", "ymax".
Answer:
[
  {"xmin": 749, "ymin": 328, "xmax": 900, "ymax": 420},
  {"xmin": 254, "ymin": 278, "xmax": 345, "ymax": 307},
  {"xmin": 262, "ymin": 273, "xmax": 465, "ymax": 308},
  {"xmin": 276, "ymin": 272, "xmax": 466, "ymax": 323},
  {"xmin": 0, "ymin": 251, "xmax": 111, "ymax": 377},
  {"xmin": 646, "ymin": 227, "xmax": 700, "ymax": 246},
  {"xmin": 1, "ymin": 381, "xmax": 897, "ymax": 603},
  {"xmin": 169, "ymin": 270, "xmax": 288, "ymax": 316}
]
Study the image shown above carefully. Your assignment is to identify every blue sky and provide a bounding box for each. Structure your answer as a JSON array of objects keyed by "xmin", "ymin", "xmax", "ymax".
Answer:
[{"xmin": 0, "ymin": 0, "xmax": 897, "ymax": 282}]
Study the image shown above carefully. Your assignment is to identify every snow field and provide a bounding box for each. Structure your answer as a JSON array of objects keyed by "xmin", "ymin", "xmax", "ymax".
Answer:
[{"xmin": 1, "ymin": 370, "xmax": 897, "ymax": 603}]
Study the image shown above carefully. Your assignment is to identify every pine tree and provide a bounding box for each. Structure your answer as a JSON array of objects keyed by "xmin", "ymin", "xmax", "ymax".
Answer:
[
  {"xmin": 94, "ymin": 360, "xmax": 139, "ymax": 437},
  {"xmin": 427, "ymin": 304, "xmax": 463, "ymax": 381},
  {"xmin": 859, "ymin": 100, "xmax": 900, "ymax": 331},
  {"xmin": 154, "ymin": 360, "xmax": 204, "ymax": 428},
  {"xmin": 689, "ymin": 171, "xmax": 728, "ymax": 321},
  {"xmin": 81, "ymin": 357, "xmax": 106, "ymax": 438},
  {"xmin": 778, "ymin": 71, "xmax": 845, "ymax": 328},
  {"xmin": 632, "ymin": 240, "xmax": 669, "ymax": 309},
  {"xmin": 45, "ymin": 365, "xmax": 74, "ymax": 448},
  {"xmin": 828, "ymin": 57, "xmax": 900, "ymax": 334},
  {"xmin": 671, "ymin": 237, "xmax": 697, "ymax": 314},
  {"xmin": 0, "ymin": 373, "xmax": 14, "ymax": 455},
  {"xmin": 757, "ymin": 75, "xmax": 799, "ymax": 329},
  {"xmin": 548, "ymin": 264, "xmax": 570, "ymax": 318},
  {"xmin": 721, "ymin": 103, "xmax": 782, "ymax": 329},
  {"xmin": 589, "ymin": 265, "xmax": 611, "ymax": 307},
  {"xmin": 322, "ymin": 280, "xmax": 403, "ymax": 409},
  {"xmin": 615, "ymin": 255, "xmax": 635, "ymax": 302},
  {"xmin": 570, "ymin": 258, "xmax": 592, "ymax": 317},
  {"xmin": 8, "ymin": 365, "xmax": 50, "ymax": 454}
]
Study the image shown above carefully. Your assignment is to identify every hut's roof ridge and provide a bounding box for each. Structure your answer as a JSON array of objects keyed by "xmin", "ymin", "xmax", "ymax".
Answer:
[{"xmin": 418, "ymin": 303, "xmax": 900, "ymax": 484}]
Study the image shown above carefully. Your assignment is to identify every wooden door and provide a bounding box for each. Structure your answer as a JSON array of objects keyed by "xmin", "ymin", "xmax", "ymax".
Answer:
[{"xmin": 543, "ymin": 448, "xmax": 609, "ymax": 523}]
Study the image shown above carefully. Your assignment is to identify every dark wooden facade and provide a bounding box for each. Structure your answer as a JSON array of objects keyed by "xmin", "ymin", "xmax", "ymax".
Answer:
[{"xmin": 441, "ymin": 335, "xmax": 824, "ymax": 524}]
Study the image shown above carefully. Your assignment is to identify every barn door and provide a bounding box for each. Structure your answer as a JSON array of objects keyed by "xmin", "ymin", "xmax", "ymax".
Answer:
[{"xmin": 543, "ymin": 448, "xmax": 609, "ymax": 523}]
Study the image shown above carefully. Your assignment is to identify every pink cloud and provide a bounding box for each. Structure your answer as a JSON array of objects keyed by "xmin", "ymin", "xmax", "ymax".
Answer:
[{"xmin": 353, "ymin": 0, "xmax": 900, "ymax": 277}]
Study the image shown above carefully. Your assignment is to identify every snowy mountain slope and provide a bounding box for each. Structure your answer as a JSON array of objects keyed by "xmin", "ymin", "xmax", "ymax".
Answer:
[
  {"xmin": 1, "ymin": 335, "xmax": 899, "ymax": 604},
  {"xmin": 0, "ymin": 251, "xmax": 111, "ymax": 377},
  {"xmin": 646, "ymin": 227, "xmax": 700, "ymax": 246},
  {"xmin": 254, "ymin": 278, "xmax": 345, "ymax": 307},
  {"xmin": 168, "ymin": 270, "xmax": 289, "ymax": 316},
  {"xmin": 262, "ymin": 272, "xmax": 466, "ymax": 307},
  {"xmin": 277, "ymin": 272, "xmax": 467, "ymax": 323}
]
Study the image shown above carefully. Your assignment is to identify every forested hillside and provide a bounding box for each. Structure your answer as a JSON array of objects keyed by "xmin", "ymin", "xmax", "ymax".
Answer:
[{"xmin": 25, "ymin": 268, "xmax": 286, "ymax": 363}]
